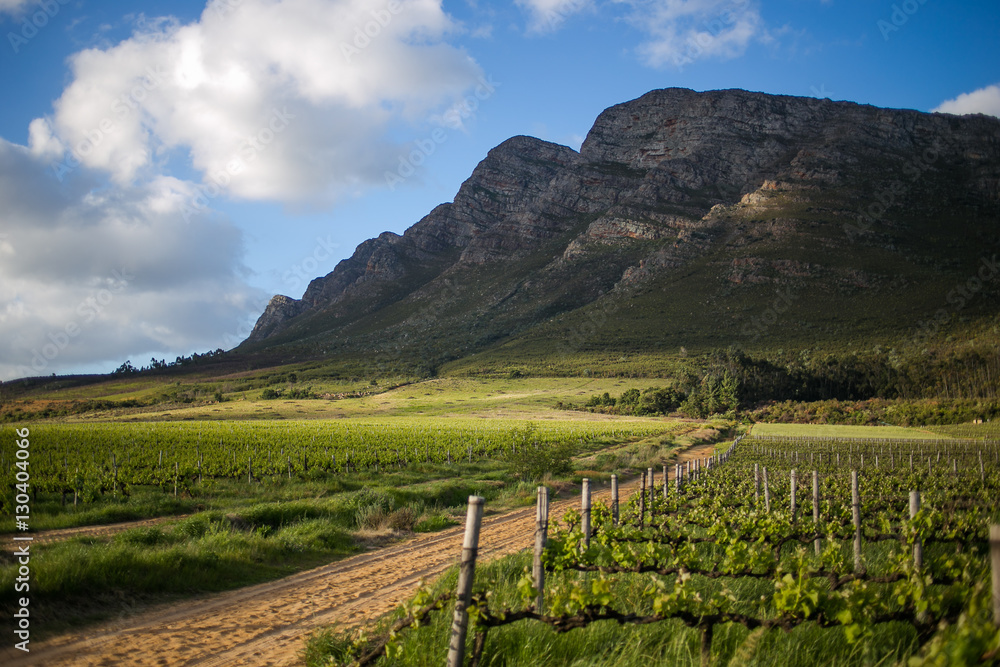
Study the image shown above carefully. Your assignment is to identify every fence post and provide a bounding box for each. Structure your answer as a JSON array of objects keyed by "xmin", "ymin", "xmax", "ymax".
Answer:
[
  {"xmin": 754, "ymin": 463, "xmax": 760, "ymax": 505},
  {"xmin": 763, "ymin": 467, "xmax": 771, "ymax": 513},
  {"xmin": 534, "ymin": 487, "xmax": 549, "ymax": 612},
  {"xmin": 639, "ymin": 473, "xmax": 646, "ymax": 528},
  {"xmin": 910, "ymin": 491, "xmax": 922, "ymax": 571},
  {"xmin": 648, "ymin": 467, "xmax": 655, "ymax": 512},
  {"xmin": 611, "ymin": 474, "xmax": 619, "ymax": 526},
  {"xmin": 991, "ymin": 524, "xmax": 1000, "ymax": 626},
  {"xmin": 447, "ymin": 496, "xmax": 485, "ymax": 667},
  {"xmin": 852, "ymin": 470, "xmax": 862, "ymax": 573},
  {"xmin": 790, "ymin": 469, "xmax": 797, "ymax": 522},
  {"xmin": 663, "ymin": 464, "xmax": 668, "ymax": 498},
  {"xmin": 812, "ymin": 470, "xmax": 820, "ymax": 555},
  {"xmin": 581, "ymin": 479, "xmax": 592, "ymax": 548}
]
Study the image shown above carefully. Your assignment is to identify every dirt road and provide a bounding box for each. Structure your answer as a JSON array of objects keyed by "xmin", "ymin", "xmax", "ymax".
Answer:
[
  {"xmin": 13, "ymin": 514, "xmax": 194, "ymax": 547},
  {"xmin": 2, "ymin": 444, "xmax": 718, "ymax": 667}
]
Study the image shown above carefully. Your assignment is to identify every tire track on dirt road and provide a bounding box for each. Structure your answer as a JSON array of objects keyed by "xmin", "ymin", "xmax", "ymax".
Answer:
[
  {"xmin": 7, "ymin": 514, "xmax": 195, "ymax": 547},
  {"xmin": 2, "ymin": 443, "xmax": 719, "ymax": 667}
]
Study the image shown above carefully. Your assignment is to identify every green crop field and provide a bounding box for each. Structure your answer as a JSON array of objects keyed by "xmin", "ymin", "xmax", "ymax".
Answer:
[
  {"xmin": 0, "ymin": 410, "xmax": 716, "ymax": 636},
  {"xmin": 314, "ymin": 432, "xmax": 1000, "ymax": 666},
  {"xmin": 750, "ymin": 423, "xmax": 951, "ymax": 440}
]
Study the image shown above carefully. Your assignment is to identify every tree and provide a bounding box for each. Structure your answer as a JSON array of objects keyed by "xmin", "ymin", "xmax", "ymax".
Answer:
[{"xmin": 113, "ymin": 360, "xmax": 137, "ymax": 375}]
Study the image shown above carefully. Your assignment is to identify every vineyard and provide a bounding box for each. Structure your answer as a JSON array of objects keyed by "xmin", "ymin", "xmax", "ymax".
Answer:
[
  {"xmin": 0, "ymin": 418, "xmax": 670, "ymax": 519},
  {"xmin": 317, "ymin": 432, "xmax": 1000, "ymax": 666}
]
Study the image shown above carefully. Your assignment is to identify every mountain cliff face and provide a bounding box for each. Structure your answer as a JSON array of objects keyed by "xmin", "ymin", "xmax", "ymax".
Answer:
[{"xmin": 242, "ymin": 88, "xmax": 1000, "ymax": 371}]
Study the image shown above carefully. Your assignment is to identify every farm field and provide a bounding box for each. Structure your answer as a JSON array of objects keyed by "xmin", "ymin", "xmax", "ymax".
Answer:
[
  {"xmin": 750, "ymin": 423, "xmax": 953, "ymax": 440},
  {"xmin": 1, "ymin": 398, "xmax": 718, "ymax": 641},
  {"xmin": 314, "ymin": 429, "xmax": 1000, "ymax": 666},
  {"xmin": 4, "ymin": 382, "xmax": 999, "ymax": 665},
  {"xmin": 0, "ymin": 444, "xmax": 721, "ymax": 667},
  {"xmin": 12, "ymin": 376, "xmax": 678, "ymax": 423}
]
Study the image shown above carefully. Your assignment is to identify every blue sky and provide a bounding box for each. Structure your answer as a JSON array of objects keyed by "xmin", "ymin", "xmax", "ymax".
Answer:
[{"xmin": 1, "ymin": 0, "xmax": 998, "ymax": 380}]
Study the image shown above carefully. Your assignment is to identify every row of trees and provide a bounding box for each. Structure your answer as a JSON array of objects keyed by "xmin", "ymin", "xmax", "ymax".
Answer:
[
  {"xmin": 113, "ymin": 349, "xmax": 227, "ymax": 375},
  {"xmin": 581, "ymin": 345, "xmax": 1000, "ymax": 421},
  {"xmin": 583, "ymin": 374, "xmax": 739, "ymax": 419}
]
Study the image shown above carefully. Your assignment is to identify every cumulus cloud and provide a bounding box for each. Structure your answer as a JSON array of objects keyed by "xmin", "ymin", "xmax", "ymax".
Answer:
[
  {"xmin": 1, "ymin": 0, "xmax": 491, "ymax": 380},
  {"xmin": 622, "ymin": 0, "xmax": 763, "ymax": 69},
  {"xmin": 0, "ymin": 0, "xmax": 32, "ymax": 15},
  {"xmin": 0, "ymin": 138, "xmax": 268, "ymax": 381},
  {"xmin": 933, "ymin": 84, "xmax": 1000, "ymax": 118},
  {"xmin": 516, "ymin": 0, "xmax": 593, "ymax": 33},
  {"xmin": 36, "ymin": 0, "xmax": 483, "ymax": 204}
]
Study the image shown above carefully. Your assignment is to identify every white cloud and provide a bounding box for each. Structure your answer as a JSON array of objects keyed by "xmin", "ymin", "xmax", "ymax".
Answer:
[
  {"xmin": 0, "ymin": 0, "xmax": 31, "ymax": 15},
  {"xmin": 0, "ymin": 138, "xmax": 268, "ymax": 381},
  {"xmin": 516, "ymin": 0, "xmax": 593, "ymax": 33},
  {"xmin": 933, "ymin": 84, "xmax": 1000, "ymax": 118},
  {"xmin": 2, "ymin": 0, "xmax": 490, "ymax": 380},
  {"xmin": 37, "ymin": 0, "xmax": 484, "ymax": 205},
  {"xmin": 623, "ymin": 0, "xmax": 764, "ymax": 69}
]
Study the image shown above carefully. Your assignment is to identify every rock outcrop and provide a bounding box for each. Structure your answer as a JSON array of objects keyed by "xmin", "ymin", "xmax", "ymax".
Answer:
[{"xmin": 243, "ymin": 87, "xmax": 1000, "ymax": 358}]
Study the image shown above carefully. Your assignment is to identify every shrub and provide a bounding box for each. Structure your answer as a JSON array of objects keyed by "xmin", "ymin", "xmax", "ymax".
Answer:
[
  {"xmin": 503, "ymin": 423, "xmax": 575, "ymax": 482},
  {"xmin": 350, "ymin": 487, "xmax": 395, "ymax": 529}
]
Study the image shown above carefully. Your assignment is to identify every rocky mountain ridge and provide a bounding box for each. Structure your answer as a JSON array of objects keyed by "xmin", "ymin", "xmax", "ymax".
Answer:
[{"xmin": 242, "ymin": 87, "xmax": 1000, "ymax": 371}]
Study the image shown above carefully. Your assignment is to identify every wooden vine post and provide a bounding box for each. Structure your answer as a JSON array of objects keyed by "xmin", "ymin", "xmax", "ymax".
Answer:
[
  {"xmin": 610, "ymin": 474, "xmax": 619, "ymax": 526},
  {"xmin": 447, "ymin": 496, "xmax": 484, "ymax": 667},
  {"xmin": 991, "ymin": 524, "xmax": 1000, "ymax": 626},
  {"xmin": 647, "ymin": 467, "xmax": 655, "ymax": 511},
  {"xmin": 581, "ymin": 478, "xmax": 592, "ymax": 549},
  {"xmin": 639, "ymin": 473, "xmax": 646, "ymax": 528},
  {"xmin": 909, "ymin": 491, "xmax": 922, "ymax": 571},
  {"xmin": 790, "ymin": 469, "xmax": 797, "ymax": 522},
  {"xmin": 754, "ymin": 463, "xmax": 760, "ymax": 505},
  {"xmin": 812, "ymin": 470, "xmax": 820, "ymax": 555},
  {"xmin": 533, "ymin": 487, "xmax": 549, "ymax": 612},
  {"xmin": 852, "ymin": 470, "xmax": 862, "ymax": 573},
  {"xmin": 763, "ymin": 467, "xmax": 771, "ymax": 513},
  {"xmin": 662, "ymin": 464, "xmax": 668, "ymax": 498}
]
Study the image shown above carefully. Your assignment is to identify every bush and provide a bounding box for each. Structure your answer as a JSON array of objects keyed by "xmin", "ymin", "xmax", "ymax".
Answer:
[
  {"xmin": 386, "ymin": 506, "xmax": 418, "ymax": 531},
  {"xmin": 503, "ymin": 423, "xmax": 575, "ymax": 482},
  {"xmin": 350, "ymin": 487, "xmax": 395, "ymax": 529}
]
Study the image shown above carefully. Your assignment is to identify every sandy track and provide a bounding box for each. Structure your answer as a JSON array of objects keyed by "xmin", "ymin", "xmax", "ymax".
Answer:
[
  {"xmin": 2, "ymin": 444, "xmax": 718, "ymax": 667},
  {"xmin": 9, "ymin": 514, "xmax": 194, "ymax": 547}
]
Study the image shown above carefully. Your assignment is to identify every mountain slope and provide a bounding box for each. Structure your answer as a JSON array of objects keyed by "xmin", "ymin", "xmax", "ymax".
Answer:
[{"xmin": 239, "ymin": 88, "xmax": 1000, "ymax": 377}]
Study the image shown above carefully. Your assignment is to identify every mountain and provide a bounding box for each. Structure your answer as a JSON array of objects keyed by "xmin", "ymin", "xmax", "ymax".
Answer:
[{"xmin": 240, "ymin": 88, "xmax": 1000, "ymax": 378}]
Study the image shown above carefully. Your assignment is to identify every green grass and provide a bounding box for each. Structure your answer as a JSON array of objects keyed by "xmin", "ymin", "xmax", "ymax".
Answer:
[
  {"xmin": 927, "ymin": 421, "xmax": 1000, "ymax": 439},
  {"xmin": 750, "ymin": 423, "xmax": 950, "ymax": 440},
  {"xmin": 0, "ymin": 509, "xmax": 356, "ymax": 637}
]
